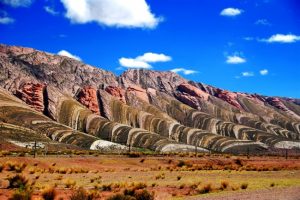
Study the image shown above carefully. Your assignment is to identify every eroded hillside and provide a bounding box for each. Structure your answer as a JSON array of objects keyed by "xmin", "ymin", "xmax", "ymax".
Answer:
[{"xmin": 1, "ymin": 44, "xmax": 300, "ymax": 153}]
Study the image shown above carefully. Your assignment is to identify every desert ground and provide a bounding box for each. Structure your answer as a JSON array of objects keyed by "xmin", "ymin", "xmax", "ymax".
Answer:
[{"xmin": 0, "ymin": 150, "xmax": 300, "ymax": 200}]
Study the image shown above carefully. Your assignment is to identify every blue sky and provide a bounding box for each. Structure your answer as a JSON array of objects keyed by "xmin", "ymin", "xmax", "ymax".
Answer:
[{"xmin": 0, "ymin": 0, "xmax": 300, "ymax": 98}]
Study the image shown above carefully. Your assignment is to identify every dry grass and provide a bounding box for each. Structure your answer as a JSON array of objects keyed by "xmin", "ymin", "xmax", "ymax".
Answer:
[
  {"xmin": 63, "ymin": 179, "xmax": 76, "ymax": 188},
  {"xmin": 0, "ymin": 155, "xmax": 299, "ymax": 199}
]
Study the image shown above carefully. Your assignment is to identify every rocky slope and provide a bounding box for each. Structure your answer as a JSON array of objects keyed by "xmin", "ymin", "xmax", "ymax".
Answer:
[{"xmin": 0, "ymin": 44, "xmax": 300, "ymax": 153}]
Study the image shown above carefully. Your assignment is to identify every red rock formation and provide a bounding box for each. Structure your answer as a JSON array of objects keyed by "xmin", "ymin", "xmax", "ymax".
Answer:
[
  {"xmin": 266, "ymin": 97, "xmax": 288, "ymax": 111},
  {"xmin": 175, "ymin": 93, "xmax": 200, "ymax": 109},
  {"xmin": 105, "ymin": 86, "xmax": 126, "ymax": 103},
  {"xmin": 77, "ymin": 86, "xmax": 100, "ymax": 114},
  {"xmin": 215, "ymin": 89, "xmax": 243, "ymax": 110},
  {"xmin": 16, "ymin": 83, "xmax": 45, "ymax": 112},
  {"xmin": 126, "ymin": 85, "xmax": 149, "ymax": 103},
  {"xmin": 177, "ymin": 83, "xmax": 209, "ymax": 101}
]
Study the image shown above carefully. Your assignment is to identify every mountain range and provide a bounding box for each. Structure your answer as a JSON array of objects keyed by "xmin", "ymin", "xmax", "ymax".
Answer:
[{"xmin": 0, "ymin": 44, "xmax": 300, "ymax": 154}]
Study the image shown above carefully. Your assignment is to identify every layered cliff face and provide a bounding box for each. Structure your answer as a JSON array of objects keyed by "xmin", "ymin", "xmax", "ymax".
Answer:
[{"xmin": 0, "ymin": 44, "xmax": 300, "ymax": 153}]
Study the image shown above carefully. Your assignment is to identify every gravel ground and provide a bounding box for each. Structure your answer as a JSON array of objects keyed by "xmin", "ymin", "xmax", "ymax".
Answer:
[{"xmin": 187, "ymin": 186, "xmax": 300, "ymax": 200}]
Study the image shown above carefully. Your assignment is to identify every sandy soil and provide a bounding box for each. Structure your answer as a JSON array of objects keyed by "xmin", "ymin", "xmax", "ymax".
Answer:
[{"xmin": 0, "ymin": 154, "xmax": 299, "ymax": 199}]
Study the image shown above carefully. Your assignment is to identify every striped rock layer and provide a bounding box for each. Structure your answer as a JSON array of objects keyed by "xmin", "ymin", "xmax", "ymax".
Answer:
[{"xmin": 0, "ymin": 44, "xmax": 300, "ymax": 152}]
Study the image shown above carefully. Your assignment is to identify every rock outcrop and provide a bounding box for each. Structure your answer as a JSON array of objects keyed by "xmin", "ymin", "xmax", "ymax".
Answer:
[
  {"xmin": 105, "ymin": 86, "xmax": 126, "ymax": 103},
  {"xmin": 15, "ymin": 82, "xmax": 46, "ymax": 113},
  {"xmin": 77, "ymin": 86, "xmax": 100, "ymax": 114}
]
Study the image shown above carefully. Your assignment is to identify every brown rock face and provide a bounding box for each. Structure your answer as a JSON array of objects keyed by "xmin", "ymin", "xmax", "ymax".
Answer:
[
  {"xmin": 177, "ymin": 83, "xmax": 209, "ymax": 101},
  {"xmin": 105, "ymin": 86, "xmax": 126, "ymax": 103},
  {"xmin": 216, "ymin": 89, "xmax": 243, "ymax": 110},
  {"xmin": 175, "ymin": 93, "xmax": 200, "ymax": 109},
  {"xmin": 126, "ymin": 85, "xmax": 149, "ymax": 103},
  {"xmin": 120, "ymin": 69, "xmax": 186, "ymax": 95},
  {"xmin": 16, "ymin": 83, "xmax": 45, "ymax": 112},
  {"xmin": 0, "ymin": 44, "xmax": 118, "ymax": 96},
  {"xmin": 77, "ymin": 86, "xmax": 100, "ymax": 114}
]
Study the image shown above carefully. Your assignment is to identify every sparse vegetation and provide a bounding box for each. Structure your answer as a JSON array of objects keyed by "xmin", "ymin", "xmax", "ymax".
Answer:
[
  {"xmin": 41, "ymin": 186, "xmax": 56, "ymax": 200},
  {"xmin": 9, "ymin": 189, "xmax": 32, "ymax": 200},
  {"xmin": 63, "ymin": 179, "xmax": 76, "ymax": 188},
  {"xmin": 7, "ymin": 174, "xmax": 29, "ymax": 189},
  {"xmin": 70, "ymin": 187, "xmax": 98, "ymax": 200},
  {"xmin": 108, "ymin": 188, "xmax": 154, "ymax": 200},
  {"xmin": 197, "ymin": 183, "xmax": 213, "ymax": 194},
  {"xmin": 220, "ymin": 181, "xmax": 229, "ymax": 190}
]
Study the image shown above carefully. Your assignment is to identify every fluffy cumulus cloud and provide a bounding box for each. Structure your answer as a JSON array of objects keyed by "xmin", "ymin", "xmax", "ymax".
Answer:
[
  {"xmin": 44, "ymin": 6, "xmax": 59, "ymax": 16},
  {"xmin": 60, "ymin": 0, "xmax": 162, "ymax": 29},
  {"xmin": 136, "ymin": 53, "xmax": 171, "ymax": 63},
  {"xmin": 220, "ymin": 8, "xmax": 243, "ymax": 16},
  {"xmin": 57, "ymin": 50, "xmax": 81, "ymax": 61},
  {"xmin": 226, "ymin": 55, "xmax": 246, "ymax": 64},
  {"xmin": 2, "ymin": 0, "xmax": 33, "ymax": 7},
  {"xmin": 119, "ymin": 52, "xmax": 171, "ymax": 69},
  {"xmin": 242, "ymin": 72, "xmax": 254, "ymax": 77},
  {"xmin": 0, "ymin": 17, "xmax": 14, "ymax": 24},
  {"xmin": 170, "ymin": 68, "xmax": 197, "ymax": 75},
  {"xmin": 260, "ymin": 69, "xmax": 268, "ymax": 75},
  {"xmin": 119, "ymin": 58, "xmax": 151, "ymax": 69},
  {"xmin": 262, "ymin": 34, "xmax": 300, "ymax": 43}
]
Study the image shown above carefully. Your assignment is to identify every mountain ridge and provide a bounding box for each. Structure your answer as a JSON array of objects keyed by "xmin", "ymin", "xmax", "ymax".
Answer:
[{"xmin": 1, "ymin": 44, "xmax": 300, "ymax": 153}]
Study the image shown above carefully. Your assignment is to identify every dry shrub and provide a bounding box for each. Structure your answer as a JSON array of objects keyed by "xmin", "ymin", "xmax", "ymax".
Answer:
[
  {"xmin": 101, "ymin": 183, "xmax": 112, "ymax": 191},
  {"xmin": 9, "ymin": 189, "xmax": 32, "ymax": 200},
  {"xmin": 5, "ymin": 162, "xmax": 27, "ymax": 172},
  {"xmin": 231, "ymin": 185, "xmax": 239, "ymax": 191},
  {"xmin": 70, "ymin": 187, "xmax": 98, "ymax": 200},
  {"xmin": 234, "ymin": 158, "xmax": 243, "ymax": 166},
  {"xmin": 27, "ymin": 167, "xmax": 36, "ymax": 174},
  {"xmin": 220, "ymin": 181, "xmax": 229, "ymax": 190},
  {"xmin": 58, "ymin": 168, "xmax": 67, "ymax": 174},
  {"xmin": 177, "ymin": 176, "xmax": 182, "ymax": 181},
  {"xmin": 63, "ymin": 179, "xmax": 76, "ymax": 188},
  {"xmin": 109, "ymin": 189, "xmax": 154, "ymax": 200},
  {"xmin": 155, "ymin": 173, "xmax": 165, "ymax": 180},
  {"xmin": 198, "ymin": 183, "xmax": 213, "ymax": 194},
  {"xmin": 41, "ymin": 186, "xmax": 56, "ymax": 200},
  {"xmin": 270, "ymin": 182, "xmax": 275, "ymax": 187},
  {"xmin": 132, "ymin": 182, "xmax": 147, "ymax": 190},
  {"xmin": 7, "ymin": 174, "xmax": 29, "ymax": 189},
  {"xmin": 240, "ymin": 183, "xmax": 248, "ymax": 190}
]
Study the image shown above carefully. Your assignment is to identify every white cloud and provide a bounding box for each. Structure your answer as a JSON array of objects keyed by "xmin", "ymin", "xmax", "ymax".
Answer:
[
  {"xmin": 119, "ymin": 58, "xmax": 151, "ymax": 69},
  {"xmin": 220, "ymin": 8, "xmax": 243, "ymax": 16},
  {"xmin": 244, "ymin": 37, "xmax": 254, "ymax": 41},
  {"xmin": 261, "ymin": 34, "xmax": 300, "ymax": 43},
  {"xmin": 0, "ymin": 17, "xmax": 14, "ymax": 24},
  {"xmin": 136, "ymin": 53, "xmax": 171, "ymax": 63},
  {"xmin": 44, "ymin": 6, "xmax": 59, "ymax": 16},
  {"xmin": 255, "ymin": 19, "xmax": 271, "ymax": 26},
  {"xmin": 242, "ymin": 72, "xmax": 254, "ymax": 77},
  {"xmin": 119, "ymin": 52, "xmax": 171, "ymax": 69},
  {"xmin": 57, "ymin": 50, "xmax": 81, "ymax": 61},
  {"xmin": 260, "ymin": 69, "xmax": 268, "ymax": 75},
  {"xmin": 60, "ymin": 0, "xmax": 162, "ymax": 29},
  {"xmin": 2, "ymin": 0, "xmax": 33, "ymax": 7},
  {"xmin": 170, "ymin": 68, "xmax": 197, "ymax": 75},
  {"xmin": 226, "ymin": 55, "xmax": 246, "ymax": 64}
]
